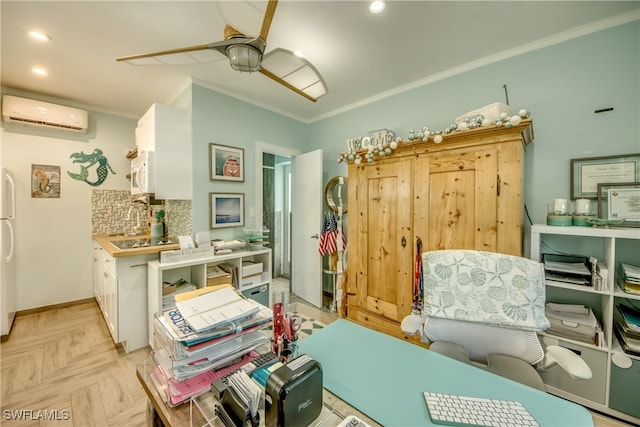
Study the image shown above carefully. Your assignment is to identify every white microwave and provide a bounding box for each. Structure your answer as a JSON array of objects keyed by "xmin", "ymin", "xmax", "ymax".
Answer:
[{"xmin": 131, "ymin": 151, "xmax": 155, "ymax": 194}]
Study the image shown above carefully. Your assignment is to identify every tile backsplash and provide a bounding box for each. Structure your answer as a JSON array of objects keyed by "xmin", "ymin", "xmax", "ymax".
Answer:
[{"xmin": 91, "ymin": 189, "xmax": 192, "ymax": 237}]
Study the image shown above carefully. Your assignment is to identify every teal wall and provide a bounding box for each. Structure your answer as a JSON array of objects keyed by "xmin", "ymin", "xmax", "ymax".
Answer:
[
  {"xmin": 186, "ymin": 20, "xmax": 638, "ymax": 242},
  {"xmin": 190, "ymin": 84, "xmax": 307, "ymax": 237},
  {"xmin": 310, "ymin": 20, "xmax": 639, "ymax": 227}
]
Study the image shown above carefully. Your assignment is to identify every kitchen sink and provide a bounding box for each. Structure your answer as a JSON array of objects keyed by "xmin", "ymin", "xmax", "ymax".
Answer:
[{"xmin": 110, "ymin": 237, "xmax": 175, "ymax": 250}]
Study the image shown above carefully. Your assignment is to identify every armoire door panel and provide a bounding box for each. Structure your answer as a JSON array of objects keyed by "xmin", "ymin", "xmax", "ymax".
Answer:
[
  {"xmin": 419, "ymin": 150, "xmax": 498, "ymax": 252},
  {"xmin": 356, "ymin": 161, "xmax": 413, "ymax": 321}
]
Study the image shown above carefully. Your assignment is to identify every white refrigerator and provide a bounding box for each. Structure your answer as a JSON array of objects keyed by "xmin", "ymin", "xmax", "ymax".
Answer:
[{"xmin": 1, "ymin": 166, "xmax": 16, "ymax": 336}]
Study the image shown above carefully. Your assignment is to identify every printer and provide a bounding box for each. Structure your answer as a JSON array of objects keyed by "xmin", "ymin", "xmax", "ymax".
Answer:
[{"xmin": 265, "ymin": 354, "xmax": 323, "ymax": 427}]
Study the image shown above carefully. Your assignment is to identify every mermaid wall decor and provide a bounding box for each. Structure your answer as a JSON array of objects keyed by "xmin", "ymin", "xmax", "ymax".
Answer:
[{"xmin": 67, "ymin": 148, "xmax": 115, "ymax": 186}]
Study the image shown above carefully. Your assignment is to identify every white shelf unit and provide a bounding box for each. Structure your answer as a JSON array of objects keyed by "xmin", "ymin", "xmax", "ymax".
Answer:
[
  {"xmin": 530, "ymin": 224, "xmax": 640, "ymax": 424},
  {"xmin": 147, "ymin": 248, "xmax": 272, "ymax": 348}
]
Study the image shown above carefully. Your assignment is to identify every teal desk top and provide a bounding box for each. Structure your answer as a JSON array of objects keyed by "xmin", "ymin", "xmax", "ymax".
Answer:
[{"xmin": 298, "ymin": 319, "xmax": 593, "ymax": 427}]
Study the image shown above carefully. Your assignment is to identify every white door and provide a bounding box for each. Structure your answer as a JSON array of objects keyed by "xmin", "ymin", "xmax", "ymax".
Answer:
[{"xmin": 291, "ymin": 149, "xmax": 323, "ymax": 307}]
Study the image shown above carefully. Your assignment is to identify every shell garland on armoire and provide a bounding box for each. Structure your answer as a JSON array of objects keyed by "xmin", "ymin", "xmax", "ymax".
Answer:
[{"xmin": 337, "ymin": 103, "xmax": 531, "ymax": 165}]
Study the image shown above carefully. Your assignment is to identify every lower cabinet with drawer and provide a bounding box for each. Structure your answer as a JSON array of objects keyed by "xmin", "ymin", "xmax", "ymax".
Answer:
[{"xmin": 93, "ymin": 240, "xmax": 157, "ymax": 353}]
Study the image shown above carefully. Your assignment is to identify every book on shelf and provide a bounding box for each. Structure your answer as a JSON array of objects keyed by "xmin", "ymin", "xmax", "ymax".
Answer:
[
  {"xmin": 218, "ymin": 263, "xmax": 240, "ymax": 287},
  {"xmin": 620, "ymin": 263, "xmax": 640, "ymax": 295},
  {"xmin": 616, "ymin": 304, "xmax": 640, "ymax": 334},
  {"xmin": 174, "ymin": 286, "xmax": 261, "ymax": 332},
  {"xmin": 613, "ymin": 304, "xmax": 640, "ymax": 356}
]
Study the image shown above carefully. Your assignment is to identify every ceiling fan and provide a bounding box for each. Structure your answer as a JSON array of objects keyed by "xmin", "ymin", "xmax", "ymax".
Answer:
[{"xmin": 116, "ymin": 0, "xmax": 326, "ymax": 102}]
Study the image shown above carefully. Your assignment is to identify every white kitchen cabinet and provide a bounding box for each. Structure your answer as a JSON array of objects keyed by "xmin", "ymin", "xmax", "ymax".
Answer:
[
  {"xmin": 135, "ymin": 103, "xmax": 191, "ymax": 200},
  {"xmin": 93, "ymin": 241, "xmax": 157, "ymax": 353},
  {"xmin": 147, "ymin": 248, "xmax": 272, "ymax": 348},
  {"xmin": 93, "ymin": 241, "xmax": 104, "ymax": 311},
  {"xmin": 530, "ymin": 223, "xmax": 640, "ymax": 424}
]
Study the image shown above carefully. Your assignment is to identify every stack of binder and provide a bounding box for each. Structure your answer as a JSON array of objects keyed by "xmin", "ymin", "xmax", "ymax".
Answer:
[
  {"xmin": 149, "ymin": 285, "xmax": 273, "ymax": 406},
  {"xmin": 545, "ymin": 303, "xmax": 603, "ymax": 346},
  {"xmin": 613, "ymin": 303, "xmax": 640, "ymax": 356},
  {"xmin": 619, "ymin": 263, "xmax": 640, "ymax": 295}
]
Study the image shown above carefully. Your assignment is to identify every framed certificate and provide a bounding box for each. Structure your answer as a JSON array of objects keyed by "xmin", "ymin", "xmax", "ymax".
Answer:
[
  {"xmin": 570, "ymin": 153, "xmax": 640, "ymax": 200},
  {"xmin": 597, "ymin": 182, "xmax": 640, "ymax": 227}
]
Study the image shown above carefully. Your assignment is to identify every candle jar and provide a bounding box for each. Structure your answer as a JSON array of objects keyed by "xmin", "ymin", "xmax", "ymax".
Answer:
[
  {"xmin": 572, "ymin": 198, "xmax": 595, "ymax": 226},
  {"xmin": 547, "ymin": 201, "xmax": 572, "ymax": 226},
  {"xmin": 552, "ymin": 198, "xmax": 569, "ymax": 215}
]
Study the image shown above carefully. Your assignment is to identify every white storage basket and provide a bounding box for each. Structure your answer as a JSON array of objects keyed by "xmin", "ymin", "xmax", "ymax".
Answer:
[{"xmin": 455, "ymin": 102, "xmax": 512, "ymax": 124}]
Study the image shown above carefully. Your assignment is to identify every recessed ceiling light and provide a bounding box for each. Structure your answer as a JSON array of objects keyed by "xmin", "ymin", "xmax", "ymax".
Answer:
[
  {"xmin": 32, "ymin": 67, "xmax": 48, "ymax": 76},
  {"xmin": 28, "ymin": 30, "xmax": 51, "ymax": 41},
  {"xmin": 369, "ymin": 1, "xmax": 385, "ymax": 14}
]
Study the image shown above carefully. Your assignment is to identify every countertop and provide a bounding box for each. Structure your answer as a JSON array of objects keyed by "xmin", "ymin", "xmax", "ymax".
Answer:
[{"xmin": 93, "ymin": 233, "xmax": 180, "ymax": 257}]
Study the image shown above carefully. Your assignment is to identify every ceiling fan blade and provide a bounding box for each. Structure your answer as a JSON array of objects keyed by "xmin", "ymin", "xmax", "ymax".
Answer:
[
  {"xmin": 259, "ymin": 67, "xmax": 317, "ymax": 103},
  {"xmin": 116, "ymin": 43, "xmax": 215, "ymax": 63},
  {"xmin": 259, "ymin": 0, "xmax": 279, "ymax": 40}
]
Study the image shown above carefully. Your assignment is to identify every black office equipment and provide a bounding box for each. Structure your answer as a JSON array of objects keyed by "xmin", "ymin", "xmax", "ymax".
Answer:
[{"xmin": 265, "ymin": 354, "xmax": 322, "ymax": 427}]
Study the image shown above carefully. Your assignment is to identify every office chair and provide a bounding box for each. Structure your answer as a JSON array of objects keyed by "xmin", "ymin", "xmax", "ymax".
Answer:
[{"xmin": 402, "ymin": 250, "xmax": 592, "ymax": 391}]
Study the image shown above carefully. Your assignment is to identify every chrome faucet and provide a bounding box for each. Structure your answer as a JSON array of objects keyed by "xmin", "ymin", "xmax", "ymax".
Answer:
[{"xmin": 126, "ymin": 205, "xmax": 144, "ymax": 235}]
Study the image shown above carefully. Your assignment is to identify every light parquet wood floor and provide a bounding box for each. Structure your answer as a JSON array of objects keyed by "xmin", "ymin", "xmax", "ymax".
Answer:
[
  {"xmin": 0, "ymin": 297, "xmax": 634, "ymax": 427},
  {"xmin": 1, "ymin": 301, "xmax": 150, "ymax": 426}
]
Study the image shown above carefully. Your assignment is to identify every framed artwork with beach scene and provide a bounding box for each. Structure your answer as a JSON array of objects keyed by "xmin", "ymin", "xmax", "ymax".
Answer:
[{"xmin": 210, "ymin": 192, "xmax": 244, "ymax": 229}]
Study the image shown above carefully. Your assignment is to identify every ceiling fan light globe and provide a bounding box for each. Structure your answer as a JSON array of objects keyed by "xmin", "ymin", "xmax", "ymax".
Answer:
[{"xmin": 227, "ymin": 44, "xmax": 262, "ymax": 72}]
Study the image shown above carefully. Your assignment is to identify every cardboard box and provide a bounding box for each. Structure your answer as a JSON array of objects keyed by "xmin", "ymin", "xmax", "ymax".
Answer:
[
  {"xmin": 207, "ymin": 274, "xmax": 232, "ymax": 287},
  {"xmin": 207, "ymin": 265, "xmax": 233, "ymax": 287},
  {"xmin": 242, "ymin": 261, "xmax": 263, "ymax": 277}
]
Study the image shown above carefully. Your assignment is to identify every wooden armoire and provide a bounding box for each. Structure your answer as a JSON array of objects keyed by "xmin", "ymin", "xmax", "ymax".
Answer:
[{"xmin": 346, "ymin": 120, "xmax": 534, "ymax": 341}]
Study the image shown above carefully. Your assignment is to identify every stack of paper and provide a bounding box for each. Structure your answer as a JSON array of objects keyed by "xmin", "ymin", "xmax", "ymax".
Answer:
[
  {"xmin": 620, "ymin": 263, "xmax": 640, "ymax": 295},
  {"xmin": 175, "ymin": 286, "xmax": 261, "ymax": 332},
  {"xmin": 148, "ymin": 285, "xmax": 273, "ymax": 406},
  {"xmin": 161, "ymin": 278, "xmax": 197, "ymax": 310},
  {"xmin": 613, "ymin": 303, "xmax": 640, "ymax": 356},
  {"xmin": 543, "ymin": 254, "xmax": 592, "ymax": 287},
  {"xmin": 545, "ymin": 303, "xmax": 602, "ymax": 345}
]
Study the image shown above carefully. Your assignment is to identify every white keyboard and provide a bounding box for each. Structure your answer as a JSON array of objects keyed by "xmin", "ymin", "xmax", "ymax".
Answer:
[{"xmin": 423, "ymin": 392, "xmax": 540, "ymax": 427}]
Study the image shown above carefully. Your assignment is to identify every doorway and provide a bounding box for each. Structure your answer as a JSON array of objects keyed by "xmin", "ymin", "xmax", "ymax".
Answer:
[
  {"xmin": 255, "ymin": 142, "xmax": 323, "ymax": 308},
  {"xmin": 262, "ymin": 153, "xmax": 292, "ymax": 279}
]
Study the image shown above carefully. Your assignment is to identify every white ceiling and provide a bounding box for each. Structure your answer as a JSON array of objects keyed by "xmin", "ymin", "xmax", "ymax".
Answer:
[{"xmin": 2, "ymin": 1, "xmax": 639, "ymax": 123}]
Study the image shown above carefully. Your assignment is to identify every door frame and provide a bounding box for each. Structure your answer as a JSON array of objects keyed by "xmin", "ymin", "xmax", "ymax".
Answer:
[{"xmin": 254, "ymin": 142, "xmax": 302, "ymax": 232}]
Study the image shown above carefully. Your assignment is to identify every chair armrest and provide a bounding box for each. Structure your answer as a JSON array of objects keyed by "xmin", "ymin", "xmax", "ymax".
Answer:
[
  {"xmin": 543, "ymin": 345, "xmax": 592, "ymax": 380},
  {"xmin": 400, "ymin": 314, "xmax": 428, "ymax": 343}
]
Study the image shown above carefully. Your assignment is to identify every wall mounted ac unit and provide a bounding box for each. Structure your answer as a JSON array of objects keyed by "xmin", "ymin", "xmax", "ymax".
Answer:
[{"xmin": 2, "ymin": 95, "xmax": 88, "ymax": 134}]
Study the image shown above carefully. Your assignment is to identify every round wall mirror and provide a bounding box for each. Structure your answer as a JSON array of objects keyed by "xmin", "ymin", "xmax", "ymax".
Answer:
[{"xmin": 324, "ymin": 176, "xmax": 348, "ymax": 214}]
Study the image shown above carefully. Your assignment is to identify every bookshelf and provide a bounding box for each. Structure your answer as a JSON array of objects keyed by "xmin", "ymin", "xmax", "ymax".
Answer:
[
  {"xmin": 530, "ymin": 224, "xmax": 640, "ymax": 423},
  {"xmin": 147, "ymin": 248, "xmax": 272, "ymax": 348}
]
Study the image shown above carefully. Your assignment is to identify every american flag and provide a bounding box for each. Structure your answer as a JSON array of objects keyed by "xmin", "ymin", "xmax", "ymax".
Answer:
[{"xmin": 319, "ymin": 213, "xmax": 346, "ymax": 256}]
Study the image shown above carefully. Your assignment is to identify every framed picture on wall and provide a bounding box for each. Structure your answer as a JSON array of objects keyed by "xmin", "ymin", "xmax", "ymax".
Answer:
[
  {"xmin": 570, "ymin": 153, "xmax": 640, "ymax": 200},
  {"xmin": 597, "ymin": 182, "xmax": 640, "ymax": 227},
  {"xmin": 210, "ymin": 192, "xmax": 244, "ymax": 229},
  {"xmin": 31, "ymin": 164, "xmax": 61, "ymax": 198},
  {"xmin": 210, "ymin": 143, "xmax": 244, "ymax": 182}
]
